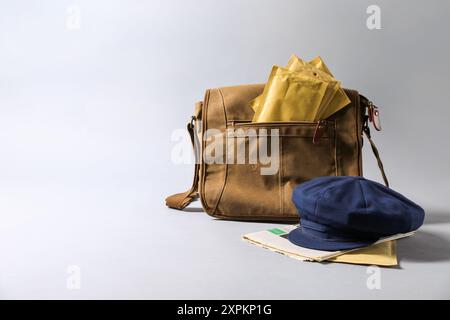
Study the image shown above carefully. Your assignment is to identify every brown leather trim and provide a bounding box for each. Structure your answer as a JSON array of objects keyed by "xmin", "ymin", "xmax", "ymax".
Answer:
[
  {"xmin": 356, "ymin": 92, "xmax": 363, "ymax": 176},
  {"xmin": 210, "ymin": 213, "xmax": 299, "ymax": 223},
  {"xmin": 199, "ymin": 89, "xmax": 212, "ymax": 213}
]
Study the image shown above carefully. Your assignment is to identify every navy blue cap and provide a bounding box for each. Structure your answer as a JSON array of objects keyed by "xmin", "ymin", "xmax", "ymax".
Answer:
[{"xmin": 288, "ymin": 176, "xmax": 425, "ymax": 251}]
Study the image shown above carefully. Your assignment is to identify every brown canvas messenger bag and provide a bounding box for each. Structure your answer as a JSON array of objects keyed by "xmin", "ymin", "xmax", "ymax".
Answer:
[{"xmin": 165, "ymin": 84, "xmax": 388, "ymax": 222}]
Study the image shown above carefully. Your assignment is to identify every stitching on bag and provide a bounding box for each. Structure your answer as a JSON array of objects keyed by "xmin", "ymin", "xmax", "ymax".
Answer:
[
  {"xmin": 334, "ymin": 120, "xmax": 338, "ymax": 176},
  {"xmin": 211, "ymin": 88, "xmax": 229, "ymax": 215},
  {"xmin": 212, "ymin": 214, "xmax": 298, "ymax": 222},
  {"xmin": 279, "ymin": 137, "xmax": 283, "ymax": 216},
  {"xmin": 334, "ymin": 112, "xmax": 340, "ymax": 176},
  {"xmin": 261, "ymin": 135, "xmax": 333, "ymax": 138},
  {"xmin": 354, "ymin": 91, "xmax": 362, "ymax": 176},
  {"xmin": 200, "ymin": 89, "xmax": 211, "ymax": 212},
  {"xmin": 218, "ymin": 88, "xmax": 228, "ymax": 124},
  {"xmin": 234, "ymin": 121, "xmax": 335, "ymax": 127}
]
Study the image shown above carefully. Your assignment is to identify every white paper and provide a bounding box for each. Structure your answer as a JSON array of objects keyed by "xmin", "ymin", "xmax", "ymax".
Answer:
[{"xmin": 242, "ymin": 225, "xmax": 415, "ymax": 262}]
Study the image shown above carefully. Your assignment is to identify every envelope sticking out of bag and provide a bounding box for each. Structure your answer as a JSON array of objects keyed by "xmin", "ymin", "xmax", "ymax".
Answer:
[{"xmin": 251, "ymin": 55, "xmax": 351, "ymax": 122}]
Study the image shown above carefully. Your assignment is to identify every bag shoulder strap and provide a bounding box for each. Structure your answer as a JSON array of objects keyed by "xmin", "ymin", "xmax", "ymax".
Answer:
[
  {"xmin": 363, "ymin": 123, "xmax": 390, "ymax": 187},
  {"xmin": 165, "ymin": 99, "xmax": 203, "ymax": 210},
  {"xmin": 360, "ymin": 95, "xmax": 389, "ymax": 187},
  {"xmin": 165, "ymin": 117, "xmax": 200, "ymax": 209}
]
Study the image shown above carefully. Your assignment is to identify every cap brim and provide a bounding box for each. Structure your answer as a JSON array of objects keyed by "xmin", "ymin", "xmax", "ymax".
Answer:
[{"xmin": 288, "ymin": 227, "xmax": 379, "ymax": 252}]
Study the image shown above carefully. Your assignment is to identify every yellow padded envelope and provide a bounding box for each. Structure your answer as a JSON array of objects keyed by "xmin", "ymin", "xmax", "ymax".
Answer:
[
  {"xmin": 328, "ymin": 240, "xmax": 397, "ymax": 266},
  {"xmin": 252, "ymin": 66, "xmax": 328, "ymax": 122},
  {"xmin": 286, "ymin": 55, "xmax": 350, "ymax": 120},
  {"xmin": 251, "ymin": 55, "xmax": 351, "ymax": 122}
]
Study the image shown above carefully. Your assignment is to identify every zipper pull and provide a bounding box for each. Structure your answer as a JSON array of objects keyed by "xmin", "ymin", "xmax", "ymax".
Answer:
[{"xmin": 313, "ymin": 120, "xmax": 327, "ymax": 144}]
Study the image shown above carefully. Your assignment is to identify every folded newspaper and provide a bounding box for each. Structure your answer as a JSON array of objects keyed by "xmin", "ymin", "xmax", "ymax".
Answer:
[{"xmin": 242, "ymin": 225, "xmax": 414, "ymax": 264}]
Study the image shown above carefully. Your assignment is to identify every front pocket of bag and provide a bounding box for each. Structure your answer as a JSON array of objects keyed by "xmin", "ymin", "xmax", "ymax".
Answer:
[{"xmin": 214, "ymin": 121, "xmax": 337, "ymax": 219}]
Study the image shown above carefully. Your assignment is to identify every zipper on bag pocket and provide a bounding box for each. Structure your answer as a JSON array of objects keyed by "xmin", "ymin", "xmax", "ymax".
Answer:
[{"xmin": 229, "ymin": 119, "xmax": 331, "ymax": 144}]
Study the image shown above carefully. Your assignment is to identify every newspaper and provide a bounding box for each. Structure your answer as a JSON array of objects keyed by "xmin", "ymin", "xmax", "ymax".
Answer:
[{"xmin": 242, "ymin": 225, "xmax": 415, "ymax": 262}]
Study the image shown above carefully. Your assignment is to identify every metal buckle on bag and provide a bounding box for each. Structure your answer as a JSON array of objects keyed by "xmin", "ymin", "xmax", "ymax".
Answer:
[
  {"xmin": 368, "ymin": 101, "xmax": 382, "ymax": 131},
  {"xmin": 189, "ymin": 116, "xmax": 196, "ymax": 128}
]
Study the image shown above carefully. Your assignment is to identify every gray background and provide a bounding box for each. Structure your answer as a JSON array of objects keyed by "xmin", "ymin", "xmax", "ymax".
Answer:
[{"xmin": 0, "ymin": 0, "xmax": 449, "ymax": 299}]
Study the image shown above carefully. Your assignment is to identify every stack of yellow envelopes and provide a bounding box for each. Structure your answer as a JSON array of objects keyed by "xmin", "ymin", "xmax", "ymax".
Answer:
[
  {"xmin": 252, "ymin": 55, "xmax": 351, "ymax": 122},
  {"xmin": 329, "ymin": 240, "xmax": 397, "ymax": 266}
]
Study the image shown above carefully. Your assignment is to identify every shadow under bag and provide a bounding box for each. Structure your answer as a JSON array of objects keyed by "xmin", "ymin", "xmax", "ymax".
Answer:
[{"xmin": 166, "ymin": 84, "xmax": 388, "ymax": 222}]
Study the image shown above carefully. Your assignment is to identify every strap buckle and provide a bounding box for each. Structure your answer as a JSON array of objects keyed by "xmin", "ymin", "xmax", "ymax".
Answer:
[
  {"xmin": 190, "ymin": 116, "xmax": 196, "ymax": 126},
  {"xmin": 368, "ymin": 101, "xmax": 382, "ymax": 131}
]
